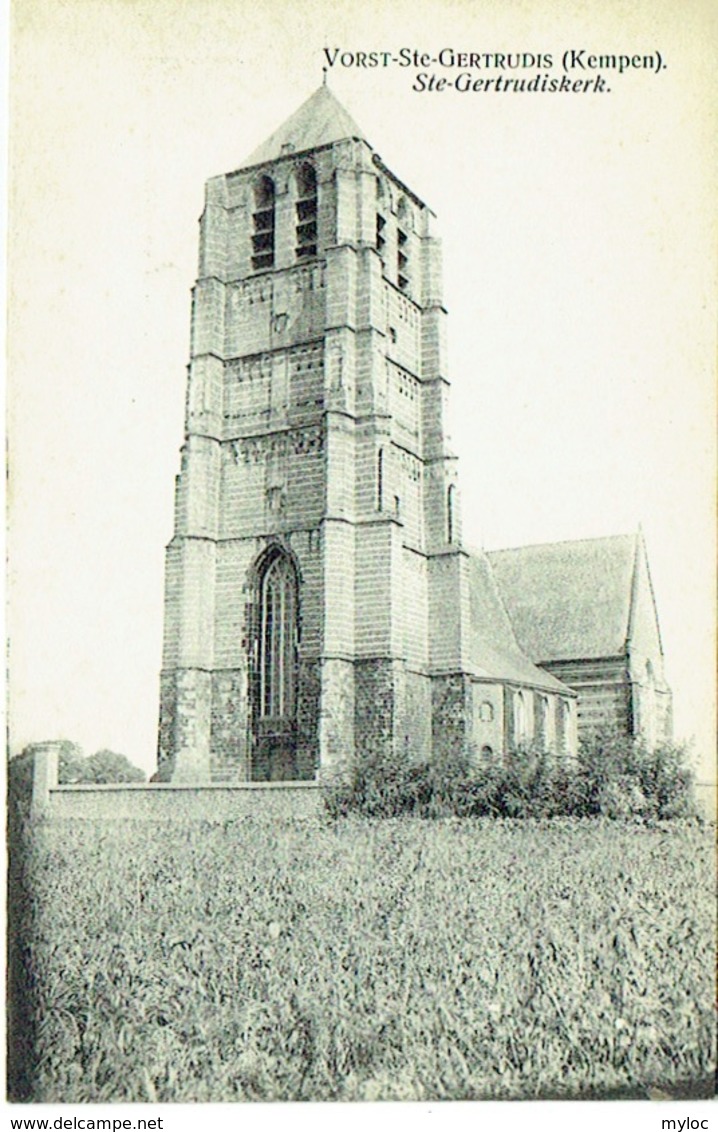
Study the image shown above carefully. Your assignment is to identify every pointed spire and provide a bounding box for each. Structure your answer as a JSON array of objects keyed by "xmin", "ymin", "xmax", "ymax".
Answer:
[{"xmin": 242, "ymin": 85, "xmax": 367, "ymax": 168}]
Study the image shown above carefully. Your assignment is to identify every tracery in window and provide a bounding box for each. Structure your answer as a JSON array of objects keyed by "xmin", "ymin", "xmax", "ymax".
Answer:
[
  {"xmin": 258, "ymin": 552, "xmax": 298, "ymax": 721},
  {"xmin": 252, "ymin": 176, "xmax": 275, "ymax": 271}
]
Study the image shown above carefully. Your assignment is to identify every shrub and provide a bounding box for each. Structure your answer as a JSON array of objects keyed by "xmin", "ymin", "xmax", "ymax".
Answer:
[
  {"xmin": 323, "ymin": 749, "xmax": 470, "ymax": 819},
  {"xmin": 578, "ymin": 730, "xmax": 697, "ymax": 819},
  {"xmin": 323, "ymin": 730, "xmax": 698, "ymax": 821},
  {"xmin": 637, "ymin": 740, "xmax": 697, "ymax": 818}
]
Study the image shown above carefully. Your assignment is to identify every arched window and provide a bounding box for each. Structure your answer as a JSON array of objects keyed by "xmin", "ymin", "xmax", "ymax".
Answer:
[
  {"xmin": 481, "ymin": 745, "xmax": 494, "ymax": 763},
  {"xmin": 535, "ymin": 694, "xmax": 549, "ymax": 748},
  {"xmin": 258, "ymin": 552, "xmax": 298, "ymax": 720},
  {"xmin": 447, "ymin": 484, "xmax": 456, "ymax": 543},
  {"xmin": 514, "ymin": 690, "xmax": 530, "ymax": 746},
  {"xmin": 252, "ymin": 176, "xmax": 275, "ymax": 271},
  {"xmin": 556, "ymin": 698, "xmax": 569, "ymax": 756},
  {"xmin": 376, "ymin": 448, "xmax": 384, "ymax": 510},
  {"xmin": 295, "ymin": 163, "xmax": 317, "ymax": 259}
]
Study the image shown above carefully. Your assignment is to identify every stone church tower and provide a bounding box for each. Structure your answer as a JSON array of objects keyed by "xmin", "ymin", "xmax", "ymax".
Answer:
[{"xmin": 158, "ymin": 83, "xmax": 576, "ymax": 782}]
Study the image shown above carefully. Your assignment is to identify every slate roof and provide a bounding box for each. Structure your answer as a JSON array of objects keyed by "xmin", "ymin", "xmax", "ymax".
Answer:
[
  {"xmin": 468, "ymin": 551, "xmax": 571, "ymax": 693},
  {"xmin": 486, "ymin": 533, "xmax": 639, "ymax": 664},
  {"xmin": 243, "ymin": 84, "xmax": 367, "ymax": 168}
]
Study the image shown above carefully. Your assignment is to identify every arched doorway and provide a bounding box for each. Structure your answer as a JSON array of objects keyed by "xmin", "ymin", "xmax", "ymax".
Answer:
[{"xmin": 251, "ymin": 548, "xmax": 299, "ymax": 780}]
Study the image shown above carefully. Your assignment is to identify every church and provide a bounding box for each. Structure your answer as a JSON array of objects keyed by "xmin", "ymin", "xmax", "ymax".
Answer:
[{"xmin": 156, "ymin": 84, "xmax": 671, "ymax": 783}]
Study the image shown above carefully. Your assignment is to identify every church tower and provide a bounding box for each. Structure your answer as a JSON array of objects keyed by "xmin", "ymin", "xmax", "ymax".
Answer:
[{"xmin": 157, "ymin": 85, "xmax": 528, "ymax": 782}]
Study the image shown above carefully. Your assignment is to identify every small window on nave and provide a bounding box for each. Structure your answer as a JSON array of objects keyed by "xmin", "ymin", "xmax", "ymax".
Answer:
[
  {"xmin": 514, "ymin": 689, "xmax": 530, "ymax": 746},
  {"xmin": 556, "ymin": 698, "xmax": 569, "ymax": 755},
  {"xmin": 535, "ymin": 694, "xmax": 549, "ymax": 746}
]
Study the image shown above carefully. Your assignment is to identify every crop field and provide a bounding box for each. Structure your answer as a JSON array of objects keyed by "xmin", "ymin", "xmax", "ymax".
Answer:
[{"xmin": 11, "ymin": 815, "xmax": 716, "ymax": 1103}]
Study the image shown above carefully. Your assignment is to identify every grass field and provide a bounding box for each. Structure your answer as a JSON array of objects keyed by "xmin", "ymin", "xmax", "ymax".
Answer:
[{"xmin": 12, "ymin": 815, "xmax": 716, "ymax": 1102}]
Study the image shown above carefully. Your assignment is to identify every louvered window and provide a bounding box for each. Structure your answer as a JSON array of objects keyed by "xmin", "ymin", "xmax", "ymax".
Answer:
[
  {"xmin": 252, "ymin": 176, "xmax": 275, "ymax": 271},
  {"xmin": 295, "ymin": 163, "xmax": 318, "ymax": 260}
]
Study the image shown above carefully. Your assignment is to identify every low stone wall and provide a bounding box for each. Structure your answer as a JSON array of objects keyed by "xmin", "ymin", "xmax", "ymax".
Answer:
[
  {"xmin": 27, "ymin": 744, "xmax": 716, "ymax": 823},
  {"xmin": 29, "ymin": 745, "xmax": 321, "ymax": 822}
]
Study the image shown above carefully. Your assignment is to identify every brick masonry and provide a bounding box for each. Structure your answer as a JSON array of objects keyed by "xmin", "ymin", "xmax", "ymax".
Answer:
[
  {"xmin": 431, "ymin": 674, "xmax": 471, "ymax": 761},
  {"xmin": 156, "ymin": 92, "xmax": 579, "ymax": 784}
]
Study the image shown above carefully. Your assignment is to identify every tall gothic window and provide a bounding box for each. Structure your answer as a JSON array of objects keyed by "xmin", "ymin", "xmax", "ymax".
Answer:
[
  {"xmin": 295, "ymin": 163, "xmax": 317, "ymax": 260},
  {"xmin": 258, "ymin": 552, "xmax": 298, "ymax": 720},
  {"xmin": 252, "ymin": 176, "xmax": 275, "ymax": 271}
]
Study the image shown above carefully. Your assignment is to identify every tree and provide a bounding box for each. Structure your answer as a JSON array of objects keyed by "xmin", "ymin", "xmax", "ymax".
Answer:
[
  {"xmin": 8, "ymin": 743, "xmax": 146, "ymax": 819},
  {"xmin": 83, "ymin": 749, "xmax": 146, "ymax": 784}
]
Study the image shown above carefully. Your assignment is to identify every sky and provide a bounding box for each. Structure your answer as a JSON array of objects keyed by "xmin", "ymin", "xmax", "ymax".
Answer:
[{"xmin": 7, "ymin": 0, "xmax": 716, "ymax": 778}]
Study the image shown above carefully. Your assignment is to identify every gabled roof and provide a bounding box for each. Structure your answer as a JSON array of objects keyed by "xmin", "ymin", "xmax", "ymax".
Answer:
[
  {"xmin": 242, "ymin": 84, "xmax": 367, "ymax": 168},
  {"xmin": 486, "ymin": 533, "xmax": 639, "ymax": 664},
  {"xmin": 468, "ymin": 552, "xmax": 571, "ymax": 693}
]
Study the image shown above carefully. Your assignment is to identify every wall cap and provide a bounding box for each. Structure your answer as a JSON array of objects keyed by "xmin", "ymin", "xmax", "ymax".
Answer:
[{"xmin": 51, "ymin": 780, "xmax": 320, "ymax": 794}]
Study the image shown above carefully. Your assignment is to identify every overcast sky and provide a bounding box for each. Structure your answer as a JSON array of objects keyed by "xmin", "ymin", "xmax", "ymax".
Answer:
[{"xmin": 8, "ymin": 0, "xmax": 716, "ymax": 777}]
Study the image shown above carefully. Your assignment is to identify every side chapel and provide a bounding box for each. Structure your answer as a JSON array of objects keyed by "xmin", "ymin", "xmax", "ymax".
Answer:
[{"xmin": 157, "ymin": 84, "xmax": 671, "ymax": 782}]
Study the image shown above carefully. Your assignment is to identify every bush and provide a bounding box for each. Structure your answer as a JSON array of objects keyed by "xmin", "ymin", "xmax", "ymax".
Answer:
[
  {"xmin": 323, "ymin": 730, "xmax": 698, "ymax": 821},
  {"xmin": 323, "ymin": 750, "xmax": 470, "ymax": 819},
  {"xmin": 577, "ymin": 730, "xmax": 697, "ymax": 819}
]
